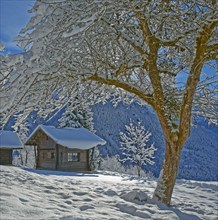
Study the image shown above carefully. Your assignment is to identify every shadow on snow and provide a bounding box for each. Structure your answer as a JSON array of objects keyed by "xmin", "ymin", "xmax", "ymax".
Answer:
[{"xmin": 22, "ymin": 167, "xmax": 99, "ymax": 177}]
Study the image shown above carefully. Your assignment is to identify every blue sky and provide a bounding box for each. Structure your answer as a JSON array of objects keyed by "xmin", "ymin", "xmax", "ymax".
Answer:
[{"xmin": 0, "ymin": 0, "xmax": 34, "ymax": 54}]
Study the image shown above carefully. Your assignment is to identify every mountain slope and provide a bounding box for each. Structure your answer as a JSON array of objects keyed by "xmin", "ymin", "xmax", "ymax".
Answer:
[{"xmin": 93, "ymin": 102, "xmax": 218, "ymax": 180}]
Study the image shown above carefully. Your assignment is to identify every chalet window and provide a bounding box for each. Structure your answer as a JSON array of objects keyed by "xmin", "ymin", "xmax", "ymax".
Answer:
[
  {"xmin": 68, "ymin": 152, "xmax": 80, "ymax": 162},
  {"xmin": 47, "ymin": 152, "xmax": 55, "ymax": 159}
]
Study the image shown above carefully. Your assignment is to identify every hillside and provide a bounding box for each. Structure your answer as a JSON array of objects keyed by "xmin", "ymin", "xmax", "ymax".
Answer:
[
  {"xmin": 0, "ymin": 165, "xmax": 217, "ymax": 220},
  {"xmin": 93, "ymin": 102, "xmax": 218, "ymax": 180}
]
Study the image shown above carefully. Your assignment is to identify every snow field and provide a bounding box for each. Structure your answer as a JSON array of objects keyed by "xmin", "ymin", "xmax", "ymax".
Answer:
[{"xmin": 0, "ymin": 166, "xmax": 217, "ymax": 220}]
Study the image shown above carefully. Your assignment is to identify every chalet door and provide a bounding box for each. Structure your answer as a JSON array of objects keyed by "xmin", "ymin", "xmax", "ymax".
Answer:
[{"xmin": 0, "ymin": 149, "xmax": 12, "ymax": 165}]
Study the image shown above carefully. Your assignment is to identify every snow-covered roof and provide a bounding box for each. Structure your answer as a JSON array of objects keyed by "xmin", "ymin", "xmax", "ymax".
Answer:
[
  {"xmin": 25, "ymin": 125, "xmax": 106, "ymax": 150},
  {"xmin": 0, "ymin": 131, "xmax": 23, "ymax": 149}
]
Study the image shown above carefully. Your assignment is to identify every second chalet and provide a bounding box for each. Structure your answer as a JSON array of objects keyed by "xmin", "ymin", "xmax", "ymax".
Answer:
[
  {"xmin": 25, "ymin": 125, "xmax": 106, "ymax": 172},
  {"xmin": 0, "ymin": 131, "xmax": 23, "ymax": 165}
]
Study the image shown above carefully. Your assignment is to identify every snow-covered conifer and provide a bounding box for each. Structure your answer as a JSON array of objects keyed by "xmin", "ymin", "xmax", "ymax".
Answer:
[
  {"xmin": 59, "ymin": 97, "xmax": 94, "ymax": 132},
  {"xmin": 89, "ymin": 147, "xmax": 103, "ymax": 170}
]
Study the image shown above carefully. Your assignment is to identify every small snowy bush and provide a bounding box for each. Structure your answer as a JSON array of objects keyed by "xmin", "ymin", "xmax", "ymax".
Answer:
[
  {"xmin": 99, "ymin": 155, "xmax": 154, "ymax": 178},
  {"xmin": 100, "ymin": 155, "xmax": 126, "ymax": 173}
]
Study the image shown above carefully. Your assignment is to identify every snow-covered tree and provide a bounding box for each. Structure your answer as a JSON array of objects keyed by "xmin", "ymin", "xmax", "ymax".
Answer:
[
  {"xmin": 59, "ymin": 97, "xmax": 94, "ymax": 132},
  {"xmin": 0, "ymin": 0, "xmax": 217, "ymax": 205},
  {"xmin": 12, "ymin": 119, "xmax": 29, "ymax": 166},
  {"xmin": 89, "ymin": 147, "xmax": 103, "ymax": 170},
  {"xmin": 120, "ymin": 121, "xmax": 156, "ymax": 177}
]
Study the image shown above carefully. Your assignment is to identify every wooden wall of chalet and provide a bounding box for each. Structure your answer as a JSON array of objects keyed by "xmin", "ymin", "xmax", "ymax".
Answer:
[
  {"xmin": 0, "ymin": 149, "xmax": 12, "ymax": 165},
  {"xmin": 34, "ymin": 130, "xmax": 56, "ymax": 170},
  {"xmin": 34, "ymin": 129, "xmax": 90, "ymax": 172},
  {"xmin": 57, "ymin": 146, "xmax": 90, "ymax": 172}
]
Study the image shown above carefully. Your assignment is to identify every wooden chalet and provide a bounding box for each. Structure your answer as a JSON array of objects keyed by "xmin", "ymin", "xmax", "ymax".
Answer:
[
  {"xmin": 25, "ymin": 125, "xmax": 106, "ymax": 172},
  {"xmin": 0, "ymin": 131, "xmax": 23, "ymax": 165}
]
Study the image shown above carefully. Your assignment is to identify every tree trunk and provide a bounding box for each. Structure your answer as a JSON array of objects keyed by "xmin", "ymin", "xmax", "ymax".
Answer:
[
  {"xmin": 153, "ymin": 141, "xmax": 182, "ymax": 205},
  {"xmin": 136, "ymin": 165, "xmax": 141, "ymax": 177},
  {"xmin": 25, "ymin": 148, "xmax": 29, "ymax": 166},
  {"xmin": 20, "ymin": 149, "xmax": 24, "ymax": 166},
  {"xmin": 34, "ymin": 146, "xmax": 37, "ymax": 168}
]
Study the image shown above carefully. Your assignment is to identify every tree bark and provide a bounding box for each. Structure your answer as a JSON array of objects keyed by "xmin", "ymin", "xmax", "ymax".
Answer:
[
  {"xmin": 25, "ymin": 148, "xmax": 29, "ymax": 165},
  {"xmin": 153, "ymin": 140, "xmax": 182, "ymax": 205},
  {"xmin": 20, "ymin": 149, "xmax": 24, "ymax": 166},
  {"xmin": 136, "ymin": 165, "xmax": 141, "ymax": 177},
  {"xmin": 34, "ymin": 146, "xmax": 37, "ymax": 168}
]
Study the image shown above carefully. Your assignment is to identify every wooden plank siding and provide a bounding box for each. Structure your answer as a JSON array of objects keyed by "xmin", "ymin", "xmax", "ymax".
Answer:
[
  {"xmin": 57, "ymin": 146, "xmax": 91, "ymax": 172},
  {"xmin": 34, "ymin": 129, "xmax": 91, "ymax": 172},
  {"xmin": 0, "ymin": 149, "xmax": 12, "ymax": 165},
  {"xmin": 37, "ymin": 130, "xmax": 57, "ymax": 170}
]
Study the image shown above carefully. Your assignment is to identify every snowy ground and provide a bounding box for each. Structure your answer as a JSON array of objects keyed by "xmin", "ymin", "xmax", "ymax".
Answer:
[{"xmin": 0, "ymin": 166, "xmax": 217, "ymax": 220}]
